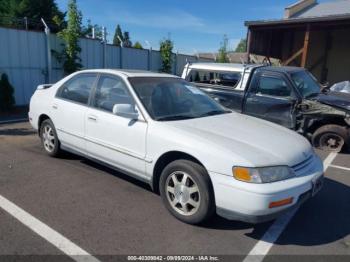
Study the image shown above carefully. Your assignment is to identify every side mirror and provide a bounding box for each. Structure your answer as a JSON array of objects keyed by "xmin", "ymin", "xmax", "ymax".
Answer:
[{"xmin": 112, "ymin": 104, "xmax": 139, "ymax": 120}]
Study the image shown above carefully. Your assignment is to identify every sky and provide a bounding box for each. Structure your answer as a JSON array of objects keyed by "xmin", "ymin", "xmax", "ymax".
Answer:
[{"xmin": 55, "ymin": 0, "xmax": 328, "ymax": 55}]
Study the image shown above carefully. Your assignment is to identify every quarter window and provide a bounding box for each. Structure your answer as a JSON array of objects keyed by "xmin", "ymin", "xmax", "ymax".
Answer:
[
  {"xmin": 57, "ymin": 74, "xmax": 96, "ymax": 104},
  {"xmin": 93, "ymin": 75, "xmax": 134, "ymax": 113},
  {"xmin": 257, "ymin": 76, "xmax": 292, "ymax": 97}
]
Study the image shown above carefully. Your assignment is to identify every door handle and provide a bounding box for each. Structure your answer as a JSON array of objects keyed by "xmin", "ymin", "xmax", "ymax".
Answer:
[
  {"xmin": 87, "ymin": 115, "xmax": 97, "ymax": 121},
  {"xmin": 52, "ymin": 104, "xmax": 58, "ymax": 109}
]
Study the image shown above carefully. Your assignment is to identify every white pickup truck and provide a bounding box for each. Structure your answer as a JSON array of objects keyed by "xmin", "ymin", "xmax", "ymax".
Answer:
[{"xmin": 29, "ymin": 69, "xmax": 324, "ymax": 224}]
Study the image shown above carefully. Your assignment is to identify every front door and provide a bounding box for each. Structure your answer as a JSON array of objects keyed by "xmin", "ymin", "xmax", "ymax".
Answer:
[
  {"xmin": 243, "ymin": 73, "xmax": 297, "ymax": 129},
  {"xmin": 85, "ymin": 74, "xmax": 148, "ymax": 179}
]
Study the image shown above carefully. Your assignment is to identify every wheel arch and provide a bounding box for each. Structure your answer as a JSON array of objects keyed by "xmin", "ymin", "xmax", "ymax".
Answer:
[
  {"xmin": 151, "ymin": 151, "xmax": 212, "ymax": 194},
  {"xmin": 38, "ymin": 114, "xmax": 51, "ymax": 135},
  {"xmin": 306, "ymin": 116, "xmax": 349, "ymax": 134}
]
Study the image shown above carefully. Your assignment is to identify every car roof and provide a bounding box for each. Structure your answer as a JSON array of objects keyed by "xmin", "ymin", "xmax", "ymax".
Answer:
[
  {"xmin": 187, "ymin": 63, "xmax": 306, "ymax": 74},
  {"xmin": 187, "ymin": 62, "xmax": 263, "ymax": 72},
  {"xmin": 76, "ymin": 69, "xmax": 179, "ymax": 78},
  {"xmin": 261, "ymin": 66, "xmax": 305, "ymax": 74}
]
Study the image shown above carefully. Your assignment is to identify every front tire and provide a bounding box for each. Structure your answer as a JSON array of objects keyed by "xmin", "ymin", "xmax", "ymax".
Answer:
[
  {"xmin": 40, "ymin": 119, "xmax": 61, "ymax": 157},
  {"xmin": 159, "ymin": 160, "xmax": 215, "ymax": 224},
  {"xmin": 312, "ymin": 124, "xmax": 348, "ymax": 152}
]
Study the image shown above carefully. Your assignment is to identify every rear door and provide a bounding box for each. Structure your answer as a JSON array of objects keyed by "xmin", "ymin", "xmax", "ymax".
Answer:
[
  {"xmin": 52, "ymin": 73, "xmax": 98, "ymax": 154},
  {"xmin": 186, "ymin": 69, "xmax": 244, "ymax": 111},
  {"xmin": 243, "ymin": 71, "xmax": 297, "ymax": 129}
]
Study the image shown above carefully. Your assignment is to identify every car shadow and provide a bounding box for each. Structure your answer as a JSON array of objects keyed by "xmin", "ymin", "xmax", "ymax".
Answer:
[
  {"xmin": 246, "ymin": 178, "xmax": 350, "ymax": 246},
  {"xmin": 0, "ymin": 127, "xmax": 36, "ymax": 136},
  {"xmin": 78, "ymin": 156, "xmax": 153, "ymax": 193}
]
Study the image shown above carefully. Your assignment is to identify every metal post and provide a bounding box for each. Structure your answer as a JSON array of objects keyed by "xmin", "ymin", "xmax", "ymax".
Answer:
[
  {"xmin": 148, "ymin": 47, "xmax": 152, "ymax": 71},
  {"xmin": 92, "ymin": 27, "xmax": 95, "ymax": 39},
  {"xmin": 41, "ymin": 18, "xmax": 51, "ymax": 83},
  {"xmin": 174, "ymin": 51, "xmax": 178, "ymax": 75},
  {"xmin": 118, "ymin": 35, "xmax": 123, "ymax": 69},
  {"xmin": 24, "ymin": 17, "xmax": 28, "ymax": 30},
  {"xmin": 102, "ymin": 26, "xmax": 107, "ymax": 68}
]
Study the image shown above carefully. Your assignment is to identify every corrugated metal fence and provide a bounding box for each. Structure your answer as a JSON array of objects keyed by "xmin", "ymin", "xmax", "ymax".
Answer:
[{"xmin": 0, "ymin": 27, "xmax": 213, "ymax": 105}]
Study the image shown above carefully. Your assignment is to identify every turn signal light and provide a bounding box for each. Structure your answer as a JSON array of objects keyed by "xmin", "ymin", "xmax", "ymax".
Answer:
[
  {"xmin": 269, "ymin": 197, "xmax": 293, "ymax": 208},
  {"xmin": 232, "ymin": 167, "xmax": 251, "ymax": 182}
]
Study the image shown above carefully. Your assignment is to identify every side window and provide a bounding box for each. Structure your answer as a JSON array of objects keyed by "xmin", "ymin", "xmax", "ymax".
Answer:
[
  {"xmin": 257, "ymin": 76, "xmax": 292, "ymax": 97},
  {"xmin": 57, "ymin": 74, "xmax": 96, "ymax": 105},
  {"xmin": 187, "ymin": 69, "xmax": 241, "ymax": 88},
  {"xmin": 93, "ymin": 75, "xmax": 134, "ymax": 113}
]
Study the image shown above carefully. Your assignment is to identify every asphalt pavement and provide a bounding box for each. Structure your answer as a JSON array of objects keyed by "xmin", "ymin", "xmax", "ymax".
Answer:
[{"xmin": 0, "ymin": 122, "xmax": 349, "ymax": 262}]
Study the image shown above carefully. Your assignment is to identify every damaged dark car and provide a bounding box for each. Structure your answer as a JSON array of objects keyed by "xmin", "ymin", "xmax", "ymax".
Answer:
[{"xmin": 182, "ymin": 63, "xmax": 350, "ymax": 152}]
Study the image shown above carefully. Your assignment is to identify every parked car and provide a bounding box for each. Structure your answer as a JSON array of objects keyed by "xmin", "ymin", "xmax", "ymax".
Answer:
[
  {"xmin": 330, "ymin": 81, "xmax": 350, "ymax": 94},
  {"xmin": 29, "ymin": 69, "xmax": 323, "ymax": 224},
  {"xmin": 182, "ymin": 63, "xmax": 350, "ymax": 152}
]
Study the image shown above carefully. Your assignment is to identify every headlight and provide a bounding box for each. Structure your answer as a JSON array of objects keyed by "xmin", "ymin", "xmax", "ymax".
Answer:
[{"xmin": 232, "ymin": 166, "xmax": 295, "ymax": 183}]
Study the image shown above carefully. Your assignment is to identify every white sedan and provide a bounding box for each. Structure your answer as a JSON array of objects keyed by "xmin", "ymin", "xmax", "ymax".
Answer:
[{"xmin": 29, "ymin": 69, "xmax": 324, "ymax": 224}]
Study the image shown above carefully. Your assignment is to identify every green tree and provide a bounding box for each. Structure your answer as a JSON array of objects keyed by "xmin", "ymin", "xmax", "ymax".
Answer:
[
  {"xmin": 159, "ymin": 37, "xmax": 174, "ymax": 73},
  {"xmin": 57, "ymin": 0, "xmax": 82, "ymax": 74},
  {"xmin": 0, "ymin": 0, "xmax": 65, "ymax": 31},
  {"xmin": 217, "ymin": 34, "xmax": 230, "ymax": 63},
  {"xmin": 133, "ymin": 41, "xmax": 143, "ymax": 49},
  {"xmin": 235, "ymin": 38, "xmax": 247, "ymax": 52},
  {"xmin": 112, "ymin": 24, "xmax": 123, "ymax": 46},
  {"xmin": 81, "ymin": 19, "xmax": 102, "ymax": 40},
  {"xmin": 0, "ymin": 73, "xmax": 15, "ymax": 111},
  {"xmin": 123, "ymin": 31, "xmax": 132, "ymax": 47}
]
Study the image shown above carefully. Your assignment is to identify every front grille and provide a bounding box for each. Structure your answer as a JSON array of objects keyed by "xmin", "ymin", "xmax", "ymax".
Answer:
[{"xmin": 291, "ymin": 155, "xmax": 314, "ymax": 176}]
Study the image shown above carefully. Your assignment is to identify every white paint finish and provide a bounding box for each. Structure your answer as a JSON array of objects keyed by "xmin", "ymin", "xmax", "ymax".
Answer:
[
  {"xmin": 243, "ymin": 152, "xmax": 337, "ymax": 262},
  {"xmin": 85, "ymin": 107, "xmax": 148, "ymax": 178},
  {"xmin": 29, "ymin": 69, "xmax": 324, "ymax": 222},
  {"xmin": 0, "ymin": 195, "xmax": 100, "ymax": 262}
]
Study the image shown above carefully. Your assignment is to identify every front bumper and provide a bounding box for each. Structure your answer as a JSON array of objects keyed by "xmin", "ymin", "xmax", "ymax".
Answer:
[
  {"xmin": 216, "ymin": 189, "xmax": 312, "ymax": 224},
  {"xmin": 209, "ymin": 155, "xmax": 324, "ymax": 224}
]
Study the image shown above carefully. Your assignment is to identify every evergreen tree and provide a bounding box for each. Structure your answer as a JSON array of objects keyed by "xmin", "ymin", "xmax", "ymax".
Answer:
[
  {"xmin": 113, "ymin": 24, "xmax": 123, "ymax": 46},
  {"xmin": 57, "ymin": 0, "xmax": 82, "ymax": 74},
  {"xmin": 159, "ymin": 37, "xmax": 174, "ymax": 73},
  {"xmin": 235, "ymin": 38, "xmax": 247, "ymax": 53},
  {"xmin": 217, "ymin": 34, "xmax": 230, "ymax": 63},
  {"xmin": 0, "ymin": 0, "xmax": 65, "ymax": 31},
  {"xmin": 123, "ymin": 31, "xmax": 132, "ymax": 47},
  {"xmin": 81, "ymin": 19, "xmax": 102, "ymax": 39},
  {"xmin": 0, "ymin": 73, "xmax": 15, "ymax": 111}
]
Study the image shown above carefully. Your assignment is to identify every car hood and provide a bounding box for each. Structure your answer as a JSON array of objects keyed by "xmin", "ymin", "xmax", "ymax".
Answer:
[
  {"xmin": 312, "ymin": 92, "xmax": 350, "ymax": 111},
  {"xmin": 165, "ymin": 112, "xmax": 312, "ymax": 167}
]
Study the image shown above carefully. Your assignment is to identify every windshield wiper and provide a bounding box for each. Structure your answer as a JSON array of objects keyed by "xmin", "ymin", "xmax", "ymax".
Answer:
[
  {"xmin": 198, "ymin": 110, "xmax": 231, "ymax": 117},
  {"xmin": 156, "ymin": 115, "xmax": 195, "ymax": 121}
]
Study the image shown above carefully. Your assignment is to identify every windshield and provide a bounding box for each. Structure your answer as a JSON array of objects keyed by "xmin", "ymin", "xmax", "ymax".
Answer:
[
  {"xmin": 290, "ymin": 71, "xmax": 321, "ymax": 98},
  {"xmin": 129, "ymin": 77, "xmax": 230, "ymax": 121}
]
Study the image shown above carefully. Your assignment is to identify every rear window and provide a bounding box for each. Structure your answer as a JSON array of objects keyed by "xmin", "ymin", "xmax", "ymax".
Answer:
[{"xmin": 186, "ymin": 69, "xmax": 241, "ymax": 89}]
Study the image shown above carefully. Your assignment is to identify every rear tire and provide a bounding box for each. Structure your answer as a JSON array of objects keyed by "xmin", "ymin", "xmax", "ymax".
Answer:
[
  {"xmin": 159, "ymin": 160, "xmax": 215, "ymax": 224},
  {"xmin": 40, "ymin": 119, "xmax": 61, "ymax": 157},
  {"xmin": 312, "ymin": 124, "xmax": 348, "ymax": 152}
]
